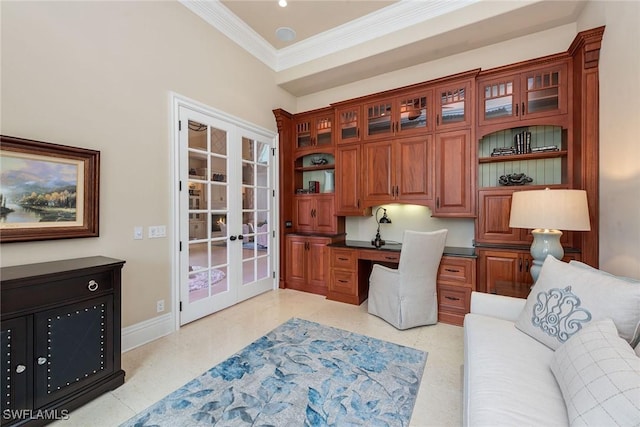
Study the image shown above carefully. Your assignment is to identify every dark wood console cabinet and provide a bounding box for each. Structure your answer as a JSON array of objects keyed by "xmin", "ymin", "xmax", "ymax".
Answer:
[{"xmin": 1, "ymin": 256, "xmax": 125, "ymax": 426}]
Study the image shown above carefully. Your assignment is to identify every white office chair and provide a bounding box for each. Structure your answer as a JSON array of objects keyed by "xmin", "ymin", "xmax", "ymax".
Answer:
[{"xmin": 367, "ymin": 229, "xmax": 448, "ymax": 330}]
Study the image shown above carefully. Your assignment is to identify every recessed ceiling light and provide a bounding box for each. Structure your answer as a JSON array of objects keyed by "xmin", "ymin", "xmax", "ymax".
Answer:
[
  {"xmin": 278, "ymin": 0, "xmax": 287, "ymax": 7},
  {"xmin": 276, "ymin": 27, "xmax": 296, "ymax": 42}
]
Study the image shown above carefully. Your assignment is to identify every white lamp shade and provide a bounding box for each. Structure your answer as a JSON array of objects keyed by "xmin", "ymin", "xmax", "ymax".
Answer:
[{"xmin": 509, "ymin": 188, "xmax": 591, "ymax": 231}]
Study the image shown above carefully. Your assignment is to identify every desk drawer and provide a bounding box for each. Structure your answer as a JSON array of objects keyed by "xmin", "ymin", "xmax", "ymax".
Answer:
[
  {"xmin": 331, "ymin": 249, "xmax": 357, "ymax": 270},
  {"xmin": 437, "ymin": 257, "xmax": 475, "ymax": 288},
  {"xmin": 438, "ymin": 284, "xmax": 471, "ymax": 314},
  {"xmin": 358, "ymin": 249, "xmax": 400, "ymax": 263},
  {"xmin": 330, "ymin": 270, "xmax": 357, "ymax": 295}
]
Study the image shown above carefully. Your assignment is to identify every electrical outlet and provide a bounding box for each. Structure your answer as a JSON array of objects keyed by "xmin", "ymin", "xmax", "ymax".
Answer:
[
  {"xmin": 156, "ymin": 299, "xmax": 165, "ymax": 313},
  {"xmin": 149, "ymin": 225, "xmax": 167, "ymax": 238},
  {"xmin": 133, "ymin": 226, "xmax": 143, "ymax": 240}
]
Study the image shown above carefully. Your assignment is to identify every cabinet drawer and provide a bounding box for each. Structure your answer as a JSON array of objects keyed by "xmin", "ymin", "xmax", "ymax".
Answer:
[
  {"xmin": 330, "ymin": 270, "xmax": 357, "ymax": 295},
  {"xmin": 2, "ymin": 271, "xmax": 114, "ymax": 315},
  {"xmin": 358, "ymin": 249, "xmax": 400, "ymax": 263},
  {"xmin": 437, "ymin": 256, "xmax": 475, "ymax": 287},
  {"xmin": 331, "ymin": 249, "xmax": 357, "ymax": 270},
  {"xmin": 438, "ymin": 284, "xmax": 470, "ymax": 314}
]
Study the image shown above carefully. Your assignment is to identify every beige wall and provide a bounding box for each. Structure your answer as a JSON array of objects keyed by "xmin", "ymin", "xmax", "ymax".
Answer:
[{"xmin": 0, "ymin": 0, "xmax": 296, "ymax": 327}]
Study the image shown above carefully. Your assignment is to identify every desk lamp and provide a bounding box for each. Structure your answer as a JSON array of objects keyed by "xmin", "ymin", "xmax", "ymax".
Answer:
[
  {"xmin": 509, "ymin": 188, "xmax": 590, "ymax": 282},
  {"xmin": 371, "ymin": 207, "xmax": 392, "ymax": 248}
]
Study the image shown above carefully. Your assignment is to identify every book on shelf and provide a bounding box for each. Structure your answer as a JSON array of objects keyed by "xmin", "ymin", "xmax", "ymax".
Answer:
[{"xmin": 531, "ymin": 145, "xmax": 559, "ymax": 153}]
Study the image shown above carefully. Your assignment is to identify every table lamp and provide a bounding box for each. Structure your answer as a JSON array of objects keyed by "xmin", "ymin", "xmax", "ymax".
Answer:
[
  {"xmin": 371, "ymin": 207, "xmax": 392, "ymax": 248},
  {"xmin": 509, "ymin": 188, "xmax": 590, "ymax": 282}
]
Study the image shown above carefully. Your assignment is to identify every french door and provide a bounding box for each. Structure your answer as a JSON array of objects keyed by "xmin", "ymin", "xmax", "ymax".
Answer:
[{"xmin": 177, "ymin": 104, "xmax": 275, "ymax": 325}]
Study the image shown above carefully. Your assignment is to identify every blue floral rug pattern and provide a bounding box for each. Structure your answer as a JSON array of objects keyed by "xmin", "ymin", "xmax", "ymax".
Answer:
[{"xmin": 120, "ymin": 318, "xmax": 427, "ymax": 426}]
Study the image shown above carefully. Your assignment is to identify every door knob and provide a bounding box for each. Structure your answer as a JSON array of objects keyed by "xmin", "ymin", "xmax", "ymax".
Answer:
[
  {"xmin": 229, "ymin": 235, "xmax": 237, "ymax": 241},
  {"xmin": 16, "ymin": 365, "xmax": 26, "ymax": 374},
  {"xmin": 37, "ymin": 357, "xmax": 47, "ymax": 365},
  {"xmin": 238, "ymin": 235, "xmax": 244, "ymax": 240}
]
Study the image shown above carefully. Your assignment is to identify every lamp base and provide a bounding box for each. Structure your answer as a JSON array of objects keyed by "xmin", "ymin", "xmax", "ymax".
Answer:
[
  {"xmin": 529, "ymin": 228, "xmax": 564, "ymax": 282},
  {"xmin": 371, "ymin": 232, "xmax": 385, "ymax": 248}
]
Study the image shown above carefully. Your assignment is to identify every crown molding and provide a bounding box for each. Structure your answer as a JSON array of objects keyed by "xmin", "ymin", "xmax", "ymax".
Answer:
[
  {"xmin": 180, "ymin": 0, "xmax": 480, "ymax": 72},
  {"xmin": 179, "ymin": 0, "xmax": 278, "ymax": 69}
]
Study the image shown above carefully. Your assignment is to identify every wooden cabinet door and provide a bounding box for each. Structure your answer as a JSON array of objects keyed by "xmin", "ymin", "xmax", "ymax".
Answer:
[
  {"xmin": 478, "ymin": 249, "xmax": 520, "ymax": 294},
  {"xmin": 476, "ymin": 189, "xmax": 520, "ymax": 244},
  {"xmin": 294, "ymin": 196, "xmax": 314, "ymax": 233},
  {"xmin": 396, "ymin": 135, "xmax": 433, "ymax": 202},
  {"xmin": 307, "ymin": 238, "xmax": 329, "ymax": 289},
  {"xmin": 435, "ymin": 79, "xmax": 472, "ymax": 131},
  {"xmin": 286, "ymin": 235, "xmax": 307, "ymax": 285},
  {"xmin": 335, "ymin": 145, "xmax": 369, "ymax": 216},
  {"xmin": 433, "ymin": 129, "xmax": 473, "ymax": 216},
  {"xmin": 520, "ymin": 62, "xmax": 568, "ymax": 121},
  {"xmin": 477, "ymin": 72, "xmax": 521, "ymax": 127},
  {"xmin": 294, "ymin": 110, "xmax": 333, "ymax": 152},
  {"xmin": 336, "ymin": 105, "xmax": 361, "ymax": 144},
  {"xmin": 314, "ymin": 195, "xmax": 336, "ymax": 234},
  {"xmin": 363, "ymin": 89, "xmax": 431, "ymax": 141},
  {"xmin": 363, "ymin": 140, "xmax": 395, "ymax": 204}
]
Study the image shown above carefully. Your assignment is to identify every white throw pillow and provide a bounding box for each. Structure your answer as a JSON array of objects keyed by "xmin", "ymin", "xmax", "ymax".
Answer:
[
  {"xmin": 515, "ymin": 256, "xmax": 640, "ymax": 350},
  {"xmin": 550, "ymin": 319, "xmax": 640, "ymax": 426}
]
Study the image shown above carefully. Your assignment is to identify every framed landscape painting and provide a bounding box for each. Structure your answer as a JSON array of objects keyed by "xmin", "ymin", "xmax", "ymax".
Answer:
[{"xmin": 0, "ymin": 135, "xmax": 100, "ymax": 243}]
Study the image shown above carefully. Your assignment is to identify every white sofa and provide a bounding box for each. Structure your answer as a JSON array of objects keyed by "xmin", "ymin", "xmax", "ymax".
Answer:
[{"xmin": 463, "ymin": 257, "xmax": 640, "ymax": 427}]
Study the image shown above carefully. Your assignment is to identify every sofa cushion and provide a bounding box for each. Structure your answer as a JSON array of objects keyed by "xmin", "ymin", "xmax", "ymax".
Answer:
[
  {"xmin": 515, "ymin": 256, "xmax": 640, "ymax": 350},
  {"xmin": 550, "ymin": 319, "xmax": 640, "ymax": 426},
  {"xmin": 464, "ymin": 313, "xmax": 567, "ymax": 426}
]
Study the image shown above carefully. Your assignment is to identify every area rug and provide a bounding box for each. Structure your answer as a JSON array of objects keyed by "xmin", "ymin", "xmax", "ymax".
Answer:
[{"xmin": 120, "ymin": 318, "xmax": 427, "ymax": 426}]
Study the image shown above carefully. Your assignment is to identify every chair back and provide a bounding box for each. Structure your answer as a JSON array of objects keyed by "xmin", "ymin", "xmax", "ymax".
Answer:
[{"xmin": 398, "ymin": 229, "xmax": 447, "ymax": 286}]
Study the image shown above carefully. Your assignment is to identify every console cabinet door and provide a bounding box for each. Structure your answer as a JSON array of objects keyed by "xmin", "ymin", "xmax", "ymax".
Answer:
[
  {"xmin": 335, "ymin": 145, "xmax": 369, "ymax": 216},
  {"xmin": 1, "ymin": 317, "xmax": 31, "ymax": 415},
  {"xmin": 396, "ymin": 136, "xmax": 433, "ymax": 203},
  {"xmin": 34, "ymin": 295, "xmax": 114, "ymax": 408},
  {"xmin": 313, "ymin": 195, "xmax": 337, "ymax": 234}
]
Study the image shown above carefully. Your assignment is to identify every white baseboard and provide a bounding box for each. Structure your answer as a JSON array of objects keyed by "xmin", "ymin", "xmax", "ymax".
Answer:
[{"xmin": 121, "ymin": 312, "xmax": 175, "ymax": 353}]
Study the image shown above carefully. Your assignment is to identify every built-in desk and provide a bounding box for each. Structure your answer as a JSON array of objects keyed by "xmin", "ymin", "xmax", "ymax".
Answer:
[{"xmin": 327, "ymin": 240, "xmax": 477, "ymax": 326}]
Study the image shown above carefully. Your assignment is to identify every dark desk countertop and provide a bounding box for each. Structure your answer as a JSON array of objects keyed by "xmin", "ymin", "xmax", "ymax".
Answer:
[{"xmin": 327, "ymin": 240, "xmax": 476, "ymax": 258}]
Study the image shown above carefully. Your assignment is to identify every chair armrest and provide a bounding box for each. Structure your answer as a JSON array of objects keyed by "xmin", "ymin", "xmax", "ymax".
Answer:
[{"xmin": 469, "ymin": 291, "xmax": 526, "ymax": 322}]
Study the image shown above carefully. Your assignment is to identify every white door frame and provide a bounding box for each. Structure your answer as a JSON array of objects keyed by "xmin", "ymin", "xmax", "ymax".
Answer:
[{"xmin": 170, "ymin": 93, "xmax": 279, "ymax": 331}]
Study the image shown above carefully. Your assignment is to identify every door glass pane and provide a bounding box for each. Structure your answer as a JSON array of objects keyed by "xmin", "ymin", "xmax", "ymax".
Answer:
[
  {"xmin": 484, "ymin": 82, "xmax": 514, "ymax": 120},
  {"xmin": 316, "ymin": 117, "xmax": 332, "ymax": 146},
  {"xmin": 240, "ymin": 136, "xmax": 271, "ymax": 287},
  {"xmin": 188, "ymin": 122, "xmax": 230, "ymax": 303},
  {"xmin": 367, "ymin": 102, "xmax": 392, "ymax": 137},
  {"xmin": 296, "ymin": 121, "xmax": 312, "ymax": 149},
  {"xmin": 339, "ymin": 109, "xmax": 358, "ymax": 140},
  {"xmin": 440, "ymin": 87, "xmax": 465, "ymax": 125},
  {"xmin": 399, "ymin": 96, "xmax": 427, "ymax": 131}
]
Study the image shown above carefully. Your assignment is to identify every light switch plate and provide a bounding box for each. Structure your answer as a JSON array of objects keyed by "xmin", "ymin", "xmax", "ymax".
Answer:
[{"xmin": 134, "ymin": 226, "xmax": 143, "ymax": 240}]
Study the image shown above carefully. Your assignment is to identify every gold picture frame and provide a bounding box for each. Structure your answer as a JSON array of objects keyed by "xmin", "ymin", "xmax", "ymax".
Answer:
[{"xmin": 0, "ymin": 135, "xmax": 100, "ymax": 243}]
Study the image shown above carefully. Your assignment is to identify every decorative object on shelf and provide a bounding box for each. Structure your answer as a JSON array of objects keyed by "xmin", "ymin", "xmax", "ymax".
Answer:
[
  {"xmin": 310, "ymin": 156, "xmax": 328, "ymax": 165},
  {"xmin": 514, "ymin": 131, "xmax": 532, "ymax": 154},
  {"xmin": 491, "ymin": 147, "xmax": 516, "ymax": 157},
  {"xmin": 531, "ymin": 145, "xmax": 560, "ymax": 153},
  {"xmin": 308, "ymin": 180, "xmax": 320, "ymax": 193},
  {"xmin": 499, "ymin": 173, "xmax": 534, "ymax": 186},
  {"xmin": 509, "ymin": 188, "xmax": 591, "ymax": 282},
  {"xmin": 323, "ymin": 170, "xmax": 334, "ymax": 193},
  {"xmin": 371, "ymin": 207, "xmax": 392, "ymax": 248},
  {"xmin": 212, "ymin": 173, "xmax": 225, "ymax": 181}
]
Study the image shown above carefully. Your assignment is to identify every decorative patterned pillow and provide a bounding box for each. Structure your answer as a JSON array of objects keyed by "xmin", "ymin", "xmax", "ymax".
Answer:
[
  {"xmin": 515, "ymin": 256, "xmax": 640, "ymax": 350},
  {"xmin": 550, "ymin": 319, "xmax": 640, "ymax": 426}
]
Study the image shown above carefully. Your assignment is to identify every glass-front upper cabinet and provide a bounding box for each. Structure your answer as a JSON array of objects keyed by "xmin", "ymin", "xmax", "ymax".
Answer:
[
  {"xmin": 478, "ymin": 61, "xmax": 568, "ymax": 127},
  {"xmin": 363, "ymin": 88, "xmax": 432, "ymax": 140},
  {"xmin": 294, "ymin": 108, "xmax": 333, "ymax": 152},
  {"xmin": 335, "ymin": 104, "xmax": 361, "ymax": 144},
  {"xmin": 435, "ymin": 78, "xmax": 473, "ymax": 131}
]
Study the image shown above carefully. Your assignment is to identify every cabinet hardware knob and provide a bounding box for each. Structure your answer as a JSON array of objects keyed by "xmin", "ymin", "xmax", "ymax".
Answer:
[
  {"xmin": 522, "ymin": 102, "xmax": 525, "ymax": 116},
  {"xmin": 87, "ymin": 280, "xmax": 99, "ymax": 292},
  {"xmin": 37, "ymin": 357, "xmax": 47, "ymax": 365},
  {"xmin": 437, "ymin": 114, "xmax": 440, "ymax": 126},
  {"xmin": 338, "ymin": 280, "xmax": 348, "ymax": 283},
  {"xmin": 385, "ymin": 256, "xmax": 397, "ymax": 260},
  {"xmin": 436, "ymin": 197, "xmax": 440, "ymax": 209},
  {"xmin": 230, "ymin": 235, "xmax": 237, "ymax": 241},
  {"xmin": 444, "ymin": 268, "xmax": 460, "ymax": 273},
  {"xmin": 525, "ymin": 259, "xmax": 530, "ymax": 272},
  {"xmin": 445, "ymin": 296, "xmax": 460, "ymax": 301},
  {"xmin": 16, "ymin": 365, "xmax": 26, "ymax": 374},
  {"xmin": 338, "ymin": 257, "xmax": 348, "ymax": 261},
  {"xmin": 519, "ymin": 259, "xmax": 523, "ymax": 272},
  {"xmin": 515, "ymin": 103, "xmax": 518, "ymax": 116}
]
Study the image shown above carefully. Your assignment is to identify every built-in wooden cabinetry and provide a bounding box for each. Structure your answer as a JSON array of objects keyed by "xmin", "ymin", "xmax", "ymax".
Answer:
[
  {"xmin": 362, "ymin": 135, "xmax": 433, "ymax": 206},
  {"xmin": 286, "ymin": 234, "xmax": 342, "ymax": 296},
  {"xmin": 274, "ymin": 26, "xmax": 604, "ymax": 307}
]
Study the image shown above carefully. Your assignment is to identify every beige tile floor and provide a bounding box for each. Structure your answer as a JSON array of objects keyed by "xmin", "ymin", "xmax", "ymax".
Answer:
[{"xmin": 53, "ymin": 289, "xmax": 464, "ymax": 427}]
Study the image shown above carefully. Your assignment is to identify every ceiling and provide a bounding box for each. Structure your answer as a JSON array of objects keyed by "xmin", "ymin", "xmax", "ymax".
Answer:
[{"xmin": 180, "ymin": 0, "xmax": 587, "ymax": 96}]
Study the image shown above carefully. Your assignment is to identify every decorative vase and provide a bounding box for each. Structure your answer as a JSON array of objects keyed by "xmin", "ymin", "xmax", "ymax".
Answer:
[{"xmin": 323, "ymin": 170, "xmax": 334, "ymax": 193}]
